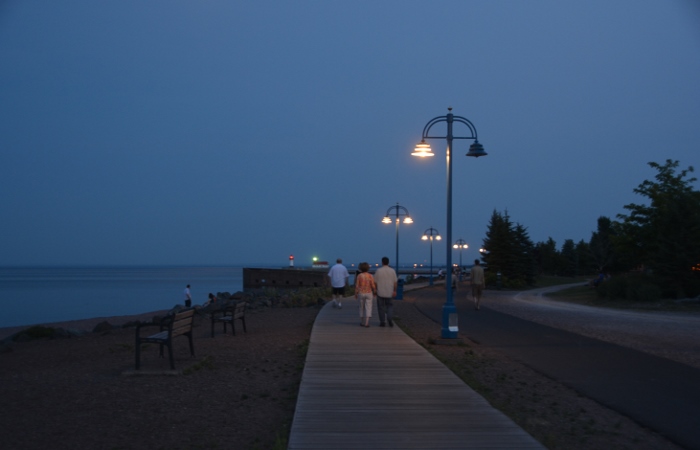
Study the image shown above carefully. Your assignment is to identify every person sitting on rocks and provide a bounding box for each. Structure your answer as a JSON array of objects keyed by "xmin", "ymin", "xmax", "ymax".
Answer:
[{"xmin": 202, "ymin": 293, "xmax": 217, "ymax": 308}]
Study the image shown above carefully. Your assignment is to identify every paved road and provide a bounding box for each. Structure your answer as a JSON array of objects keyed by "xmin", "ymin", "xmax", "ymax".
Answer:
[{"xmin": 406, "ymin": 285, "xmax": 700, "ymax": 450}]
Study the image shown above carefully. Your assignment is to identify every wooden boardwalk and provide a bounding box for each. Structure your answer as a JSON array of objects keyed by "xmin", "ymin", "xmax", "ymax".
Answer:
[{"xmin": 288, "ymin": 294, "xmax": 545, "ymax": 449}]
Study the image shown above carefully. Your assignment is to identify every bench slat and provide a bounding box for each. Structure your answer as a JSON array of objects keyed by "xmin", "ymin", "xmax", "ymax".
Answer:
[{"xmin": 135, "ymin": 308, "xmax": 195, "ymax": 370}]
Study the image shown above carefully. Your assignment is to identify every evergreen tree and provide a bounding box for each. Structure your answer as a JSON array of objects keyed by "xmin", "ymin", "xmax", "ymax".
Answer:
[
  {"xmin": 589, "ymin": 216, "xmax": 619, "ymax": 272},
  {"xmin": 615, "ymin": 160, "xmax": 700, "ymax": 297},
  {"xmin": 513, "ymin": 223, "xmax": 536, "ymax": 284},
  {"xmin": 481, "ymin": 209, "xmax": 512, "ymax": 277},
  {"xmin": 575, "ymin": 239, "xmax": 594, "ymax": 276},
  {"xmin": 482, "ymin": 210, "xmax": 536, "ymax": 286},
  {"xmin": 560, "ymin": 239, "xmax": 577, "ymax": 277},
  {"xmin": 534, "ymin": 237, "xmax": 559, "ymax": 275}
]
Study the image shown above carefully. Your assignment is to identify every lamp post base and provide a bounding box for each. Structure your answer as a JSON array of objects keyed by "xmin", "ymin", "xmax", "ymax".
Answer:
[{"xmin": 441, "ymin": 303, "xmax": 459, "ymax": 339}]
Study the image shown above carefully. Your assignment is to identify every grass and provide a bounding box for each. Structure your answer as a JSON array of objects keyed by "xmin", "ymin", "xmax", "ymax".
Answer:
[
  {"xmin": 183, "ymin": 355, "xmax": 215, "ymax": 375},
  {"xmin": 544, "ymin": 282, "xmax": 700, "ymax": 312},
  {"xmin": 531, "ymin": 275, "xmax": 591, "ymax": 288},
  {"xmin": 544, "ymin": 283, "xmax": 598, "ymax": 305}
]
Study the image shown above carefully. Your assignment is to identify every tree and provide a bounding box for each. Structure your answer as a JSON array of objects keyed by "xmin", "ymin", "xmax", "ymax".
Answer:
[
  {"xmin": 575, "ymin": 239, "xmax": 595, "ymax": 276},
  {"xmin": 560, "ymin": 239, "xmax": 577, "ymax": 277},
  {"xmin": 589, "ymin": 216, "xmax": 619, "ymax": 272},
  {"xmin": 615, "ymin": 160, "xmax": 700, "ymax": 297},
  {"xmin": 481, "ymin": 209, "xmax": 513, "ymax": 277},
  {"xmin": 513, "ymin": 223, "xmax": 536, "ymax": 284},
  {"xmin": 481, "ymin": 210, "xmax": 535, "ymax": 287},
  {"xmin": 534, "ymin": 237, "xmax": 559, "ymax": 275}
]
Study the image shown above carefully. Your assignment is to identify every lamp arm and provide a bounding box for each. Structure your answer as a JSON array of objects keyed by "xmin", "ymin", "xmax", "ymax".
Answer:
[
  {"xmin": 386, "ymin": 205, "xmax": 410, "ymax": 218},
  {"xmin": 420, "ymin": 115, "xmax": 447, "ymax": 140},
  {"xmin": 422, "ymin": 115, "xmax": 479, "ymax": 141}
]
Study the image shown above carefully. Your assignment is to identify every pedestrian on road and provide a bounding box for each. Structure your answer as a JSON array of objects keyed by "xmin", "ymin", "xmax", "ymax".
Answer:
[
  {"xmin": 470, "ymin": 259, "xmax": 485, "ymax": 310},
  {"xmin": 354, "ymin": 262, "xmax": 376, "ymax": 327},
  {"xmin": 328, "ymin": 258, "xmax": 350, "ymax": 309},
  {"xmin": 184, "ymin": 284, "xmax": 192, "ymax": 308},
  {"xmin": 374, "ymin": 256, "xmax": 397, "ymax": 327}
]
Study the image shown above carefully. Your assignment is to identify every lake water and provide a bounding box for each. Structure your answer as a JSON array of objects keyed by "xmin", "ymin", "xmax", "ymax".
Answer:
[{"xmin": 0, "ymin": 266, "xmax": 254, "ymax": 328}]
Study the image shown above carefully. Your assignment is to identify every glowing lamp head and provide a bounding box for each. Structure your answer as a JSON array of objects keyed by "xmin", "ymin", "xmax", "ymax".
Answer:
[{"xmin": 411, "ymin": 141, "xmax": 434, "ymax": 157}]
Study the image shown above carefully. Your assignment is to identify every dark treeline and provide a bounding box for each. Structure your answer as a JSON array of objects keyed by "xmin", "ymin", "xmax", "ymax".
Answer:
[{"xmin": 477, "ymin": 160, "xmax": 700, "ymax": 300}]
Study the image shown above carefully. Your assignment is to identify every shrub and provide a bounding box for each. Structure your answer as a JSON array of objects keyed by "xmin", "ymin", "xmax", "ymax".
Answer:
[
  {"xmin": 597, "ymin": 273, "xmax": 663, "ymax": 302},
  {"xmin": 283, "ymin": 287, "xmax": 332, "ymax": 307},
  {"xmin": 625, "ymin": 282, "xmax": 662, "ymax": 302},
  {"xmin": 597, "ymin": 276, "xmax": 627, "ymax": 300},
  {"xmin": 14, "ymin": 326, "xmax": 56, "ymax": 341},
  {"xmin": 485, "ymin": 272, "xmax": 526, "ymax": 289}
]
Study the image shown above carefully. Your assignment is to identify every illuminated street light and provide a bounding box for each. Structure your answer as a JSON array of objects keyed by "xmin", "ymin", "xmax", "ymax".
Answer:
[
  {"xmin": 453, "ymin": 239, "xmax": 468, "ymax": 280},
  {"xmin": 412, "ymin": 107, "xmax": 486, "ymax": 339},
  {"xmin": 421, "ymin": 227, "xmax": 441, "ymax": 285},
  {"xmin": 382, "ymin": 202, "xmax": 413, "ymax": 299}
]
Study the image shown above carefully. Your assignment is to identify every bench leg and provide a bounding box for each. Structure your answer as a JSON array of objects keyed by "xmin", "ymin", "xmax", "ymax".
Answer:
[
  {"xmin": 241, "ymin": 317, "xmax": 247, "ymax": 333},
  {"xmin": 187, "ymin": 332, "xmax": 195, "ymax": 357},
  {"xmin": 167, "ymin": 342, "xmax": 175, "ymax": 370},
  {"xmin": 135, "ymin": 338, "xmax": 141, "ymax": 370}
]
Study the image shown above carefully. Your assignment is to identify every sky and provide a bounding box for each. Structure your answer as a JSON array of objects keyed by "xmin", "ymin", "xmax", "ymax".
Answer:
[{"xmin": 1, "ymin": 0, "xmax": 699, "ymax": 268}]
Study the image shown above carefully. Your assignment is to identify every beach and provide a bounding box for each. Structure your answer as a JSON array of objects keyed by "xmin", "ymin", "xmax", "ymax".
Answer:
[{"xmin": 0, "ymin": 304, "xmax": 321, "ymax": 450}]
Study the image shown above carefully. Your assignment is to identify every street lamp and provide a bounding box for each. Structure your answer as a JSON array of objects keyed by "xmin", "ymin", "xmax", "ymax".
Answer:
[
  {"xmin": 421, "ymin": 227, "xmax": 441, "ymax": 285},
  {"xmin": 453, "ymin": 239, "xmax": 468, "ymax": 280},
  {"xmin": 382, "ymin": 202, "xmax": 413, "ymax": 299},
  {"xmin": 412, "ymin": 107, "xmax": 486, "ymax": 339}
]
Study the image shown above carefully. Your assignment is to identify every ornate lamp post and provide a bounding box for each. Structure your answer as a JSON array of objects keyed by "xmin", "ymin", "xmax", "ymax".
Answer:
[
  {"xmin": 453, "ymin": 239, "xmax": 468, "ymax": 280},
  {"xmin": 412, "ymin": 108, "xmax": 486, "ymax": 339},
  {"xmin": 382, "ymin": 203, "xmax": 413, "ymax": 299},
  {"xmin": 421, "ymin": 227, "xmax": 441, "ymax": 285}
]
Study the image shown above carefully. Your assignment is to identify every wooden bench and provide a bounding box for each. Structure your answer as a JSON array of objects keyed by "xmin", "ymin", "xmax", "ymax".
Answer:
[
  {"xmin": 211, "ymin": 302, "xmax": 247, "ymax": 337},
  {"xmin": 135, "ymin": 308, "xmax": 195, "ymax": 370}
]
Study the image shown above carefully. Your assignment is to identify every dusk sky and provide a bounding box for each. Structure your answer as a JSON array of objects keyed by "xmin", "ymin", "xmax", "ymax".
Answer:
[{"xmin": 1, "ymin": 1, "xmax": 699, "ymax": 268}]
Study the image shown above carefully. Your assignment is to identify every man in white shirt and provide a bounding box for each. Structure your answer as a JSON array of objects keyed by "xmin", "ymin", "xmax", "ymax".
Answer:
[
  {"xmin": 184, "ymin": 284, "xmax": 192, "ymax": 307},
  {"xmin": 327, "ymin": 258, "xmax": 349, "ymax": 309},
  {"xmin": 374, "ymin": 256, "xmax": 398, "ymax": 327}
]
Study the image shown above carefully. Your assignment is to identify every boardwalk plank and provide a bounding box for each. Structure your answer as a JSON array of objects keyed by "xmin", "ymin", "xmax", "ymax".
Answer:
[{"xmin": 287, "ymin": 293, "xmax": 545, "ymax": 450}]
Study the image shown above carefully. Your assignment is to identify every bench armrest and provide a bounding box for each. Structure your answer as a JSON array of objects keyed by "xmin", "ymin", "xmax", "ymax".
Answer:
[{"xmin": 135, "ymin": 322, "xmax": 162, "ymax": 336}]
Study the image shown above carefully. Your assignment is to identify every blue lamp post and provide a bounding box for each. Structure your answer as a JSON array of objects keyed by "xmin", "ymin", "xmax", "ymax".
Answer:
[
  {"xmin": 412, "ymin": 107, "xmax": 487, "ymax": 339},
  {"xmin": 453, "ymin": 239, "xmax": 468, "ymax": 280},
  {"xmin": 421, "ymin": 227, "xmax": 441, "ymax": 286},
  {"xmin": 382, "ymin": 203, "xmax": 413, "ymax": 299}
]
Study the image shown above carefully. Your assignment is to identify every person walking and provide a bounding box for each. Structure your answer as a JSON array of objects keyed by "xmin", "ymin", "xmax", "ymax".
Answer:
[
  {"xmin": 470, "ymin": 260, "xmax": 485, "ymax": 310},
  {"xmin": 451, "ymin": 268, "xmax": 458, "ymax": 291},
  {"xmin": 184, "ymin": 284, "xmax": 192, "ymax": 308},
  {"xmin": 327, "ymin": 258, "xmax": 350, "ymax": 309},
  {"xmin": 374, "ymin": 256, "xmax": 397, "ymax": 327},
  {"xmin": 354, "ymin": 262, "xmax": 376, "ymax": 327}
]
